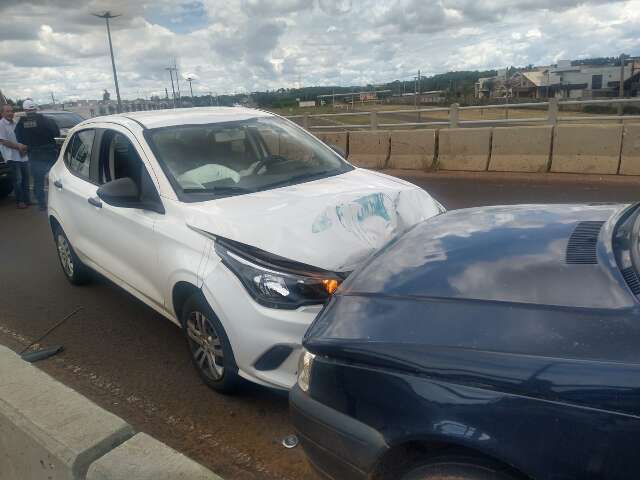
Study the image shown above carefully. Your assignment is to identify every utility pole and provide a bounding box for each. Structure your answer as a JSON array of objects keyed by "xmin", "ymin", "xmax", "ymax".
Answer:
[
  {"xmin": 416, "ymin": 69, "xmax": 421, "ymax": 120},
  {"xmin": 618, "ymin": 53, "xmax": 626, "ymax": 118},
  {"xmin": 166, "ymin": 67, "xmax": 176, "ymax": 108},
  {"xmin": 93, "ymin": 11, "xmax": 122, "ymax": 113},
  {"xmin": 50, "ymin": 91, "xmax": 56, "ymax": 106},
  {"xmin": 174, "ymin": 60, "xmax": 181, "ymax": 102}
]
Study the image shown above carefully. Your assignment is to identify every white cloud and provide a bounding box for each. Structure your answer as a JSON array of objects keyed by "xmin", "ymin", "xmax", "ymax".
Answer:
[{"xmin": 0, "ymin": 0, "xmax": 637, "ymax": 103}]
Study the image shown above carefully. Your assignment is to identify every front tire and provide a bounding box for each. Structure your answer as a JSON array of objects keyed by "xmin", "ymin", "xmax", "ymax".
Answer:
[
  {"xmin": 54, "ymin": 227, "xmax": 90, "ymax": 285},
  {"xmin": 401, "ymin": 455, "xmax": 520, "ymax": 480},
  {"xmin": 182, "ymin": 292, "xmax": 241, "ymax": 394}
]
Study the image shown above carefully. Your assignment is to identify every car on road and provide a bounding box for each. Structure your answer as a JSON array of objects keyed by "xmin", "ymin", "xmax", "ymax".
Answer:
[
  {"xmin": 291, "ymin": 203, "xmax": 640, "ymax": 480},
  {"xmin": 47, "ymin": 107, "xmax": 443, "ymax": 393}
]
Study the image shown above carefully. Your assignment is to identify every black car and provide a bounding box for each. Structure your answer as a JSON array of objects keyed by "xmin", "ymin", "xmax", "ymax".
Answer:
[{"xmin": 290, "ymin": 204, "xmax": 640, "ymax": 480}]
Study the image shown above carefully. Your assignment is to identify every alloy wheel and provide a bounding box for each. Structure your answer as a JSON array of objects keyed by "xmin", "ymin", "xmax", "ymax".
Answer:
[
  {"xmin": 57, "ymin": 234, "xmax": 74, "ymax": 278},
  {"xmin": 186, "ymin": 310, "xmax": 224, "ymax": 380}
]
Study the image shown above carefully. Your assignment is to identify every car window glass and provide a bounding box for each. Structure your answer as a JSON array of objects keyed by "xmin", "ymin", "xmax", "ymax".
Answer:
[
  {"xmin": 99, "ymin": 130, "xmax": 145, "ymax": 186},
  {"xmin": 148, "ymin": 116, "xmax": 351, "ymax": 200},
  {"xmin": 64, "ymin": 129, "xmax": 95, "ymax": 179},
  {"xmin": 98, "ymin": 129, "xmax": 160, "ymax": 207}
]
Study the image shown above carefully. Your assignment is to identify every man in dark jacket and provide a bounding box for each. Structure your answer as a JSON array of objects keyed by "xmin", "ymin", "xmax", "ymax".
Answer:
[{"xmin": 15, "ymin": 99, "xmax": 60, "ymax": 211}]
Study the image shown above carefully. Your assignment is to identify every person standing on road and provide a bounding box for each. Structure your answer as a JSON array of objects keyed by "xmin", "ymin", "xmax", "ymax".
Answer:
[
  {"xmin": 0, "ymin": 104, "xmax": 30, "ymax": 209},
  {"xmin": 15, "ymin": 99, "xmax": 60, "ymax": 211}
]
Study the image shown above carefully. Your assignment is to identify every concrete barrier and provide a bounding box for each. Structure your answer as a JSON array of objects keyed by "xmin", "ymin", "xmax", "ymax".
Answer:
[
  {"xmin": 261, "ymin": 130, "xmax": 280, "ymax": 155},
  {"xmin": 280, "ymin": 133, "xmax": 307, "ymax": 161},
  {"xmin": 438, "ymin": 128, "xmax": 491, "ymax": 171},
  {"xmin": 489, "ymin": 126, "xmax": 553, "ymax": 173},
  {"xmin": 0, "ymin": 345, "xmax": 134, "ymax": 479},
  {"xmin": 551, "ymin": 124, "xmax": 623, "ymax": 174},
  {"xmin": 388, "ymin": 130, "xmax": 436, "ymax": 170},
  {"xmin": 87, "ymin": 433, "xmax": 221, "ymax": 480},
  {"xmin": 315, "ymin": 132, "xmax": 348, "ymax": 155},
  {"xmin": 347, "ymin": 131, "xmax": 390, "ymax": 169},
  {"xmin": 619, "ymin": 124, "xmax": 640, "ymax": 175},
  {"xmin": 0, "ymin": 345, "xmax": 223, "ymax": 479}
]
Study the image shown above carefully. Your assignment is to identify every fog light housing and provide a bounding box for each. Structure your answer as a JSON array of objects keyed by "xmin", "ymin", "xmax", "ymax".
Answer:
[{"xmin": 297, "ymin": 349, "xmax": 315, "ymax": 392}]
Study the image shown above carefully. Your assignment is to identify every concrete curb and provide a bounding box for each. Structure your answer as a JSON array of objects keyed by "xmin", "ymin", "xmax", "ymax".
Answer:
[
  {"xmin": 0, "ymin": 345, "xmax": 221, "ymax": 480},
  {"xmin": 87, "ymin": 433, "xmax": 222, "ymax": 480}
]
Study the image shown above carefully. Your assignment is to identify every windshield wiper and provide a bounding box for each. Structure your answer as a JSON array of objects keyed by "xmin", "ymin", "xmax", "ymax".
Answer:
[
  {"xmin": 264, "ymin": 170, "xmax": 340, "ymax": 190},
  {"xmin": 183, "ymin": 186, "xmax": 253, "ymax": 195}
]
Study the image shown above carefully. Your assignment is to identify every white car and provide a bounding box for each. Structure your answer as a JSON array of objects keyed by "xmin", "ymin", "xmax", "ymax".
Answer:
[{"xmin": 48, "ymin": 107, "xmax": 443, "ymax": 392}]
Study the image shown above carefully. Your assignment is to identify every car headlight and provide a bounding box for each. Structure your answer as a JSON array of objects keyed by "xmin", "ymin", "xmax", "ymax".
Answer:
[
  {"xmin": 214, "ymin": 239, "xmax": 342, "ymax": 309},
  {"xmin": 297, "ymin": 349, "xmax": 315, "ymax": 392}
]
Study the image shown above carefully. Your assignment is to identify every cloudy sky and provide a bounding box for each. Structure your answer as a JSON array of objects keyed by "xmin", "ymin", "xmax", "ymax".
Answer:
[{"xmin": 1, "ymin": 0, "xmax": 639, "ymax": 103}]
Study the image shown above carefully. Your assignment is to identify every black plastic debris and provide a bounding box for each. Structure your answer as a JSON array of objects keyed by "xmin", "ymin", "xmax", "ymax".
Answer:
[{"xmin": 21, "ymin": 345, "xmax": 64, "ymax": 363}]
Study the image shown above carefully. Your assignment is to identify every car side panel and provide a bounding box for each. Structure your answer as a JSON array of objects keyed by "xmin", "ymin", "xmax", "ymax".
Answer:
[
  {"xmin": 152, "ymin": 198, "xmax": 212, "ymax": 318},
  {"xmin": 307, "ymin": 357, "xmax": 640, "ymax": 480},
  {"xmin": 47, "ymin": 139, "xmax": 100, "ymax": 261}
]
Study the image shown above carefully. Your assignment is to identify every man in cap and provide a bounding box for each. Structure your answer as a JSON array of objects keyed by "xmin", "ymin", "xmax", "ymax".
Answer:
[
  {"xmin": 0, "ymin": 104, "xmax": 30, "ymax": 208},
  {"xmin": 15, "ymin": 99, "xmax": 60, "ymax": 211}
]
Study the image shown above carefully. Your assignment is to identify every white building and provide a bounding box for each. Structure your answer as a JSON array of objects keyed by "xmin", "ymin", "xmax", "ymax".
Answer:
[{"xmin": 476, "ymin": 59, "xmax": 640, "ymax": 99}]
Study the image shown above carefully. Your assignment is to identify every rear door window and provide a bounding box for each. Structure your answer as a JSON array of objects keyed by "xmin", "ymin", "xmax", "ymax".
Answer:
[{"xmin": 64, "ymin": 129, "xmax": 95, "ymax": 180}]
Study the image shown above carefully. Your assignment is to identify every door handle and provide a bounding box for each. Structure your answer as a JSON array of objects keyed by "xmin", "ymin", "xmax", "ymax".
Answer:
[
  {"xmin": 87, "ymin": 197, "xmax": 102, "ymax": 208},
  {"xmin": 53, "ymin": 180, "xmax": 63, "ymax": 189}
]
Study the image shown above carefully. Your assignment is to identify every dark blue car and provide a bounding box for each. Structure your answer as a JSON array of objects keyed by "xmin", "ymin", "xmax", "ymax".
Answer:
[{"xmin": 290, "ymin": 203, "xmax": 640, "ymax": 480}]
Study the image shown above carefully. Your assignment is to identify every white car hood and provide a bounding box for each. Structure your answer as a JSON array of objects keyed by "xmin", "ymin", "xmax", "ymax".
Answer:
[{"xmin": 185, "ymin": 169, "xmax": 441, "ymax": 272}]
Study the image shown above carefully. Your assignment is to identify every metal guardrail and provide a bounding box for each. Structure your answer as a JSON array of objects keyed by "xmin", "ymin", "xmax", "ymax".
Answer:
[{"xmin": 286, "ymin": 97, "xmax": 640, "ymax": 130}]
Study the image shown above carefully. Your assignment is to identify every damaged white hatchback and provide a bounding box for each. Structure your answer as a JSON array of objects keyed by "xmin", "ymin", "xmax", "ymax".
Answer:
[{"xmin": 48, "ymin": 107, "xmax": 443, "ymax": 392}]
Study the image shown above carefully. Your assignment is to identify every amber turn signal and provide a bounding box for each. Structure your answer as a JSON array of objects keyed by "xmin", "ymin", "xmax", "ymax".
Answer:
[{"xmin": 322, "ymin": 279, "xmax": 340, "ymax": 295}]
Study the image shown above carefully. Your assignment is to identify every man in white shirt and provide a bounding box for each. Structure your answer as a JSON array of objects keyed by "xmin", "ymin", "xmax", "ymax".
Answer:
[{"xmin": 0, "ymin": 104, "xmax": 29, "ymax": 208}]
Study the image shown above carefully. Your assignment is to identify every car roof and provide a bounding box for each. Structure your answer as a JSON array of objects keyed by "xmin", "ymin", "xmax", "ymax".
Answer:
[{"xmin": 85, "ymin": 106, "xmax": 273, "ymax": 130}]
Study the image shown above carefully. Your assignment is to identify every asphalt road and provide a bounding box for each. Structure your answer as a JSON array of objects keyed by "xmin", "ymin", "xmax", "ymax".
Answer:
[{"xmin": 0, "ymin": 171, "xmax": 639, "ymax": 480}]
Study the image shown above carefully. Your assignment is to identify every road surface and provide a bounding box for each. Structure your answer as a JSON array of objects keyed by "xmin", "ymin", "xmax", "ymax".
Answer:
[{"xmin": 0, "ymin": 171, "xmax": 638, "ymax": 479}]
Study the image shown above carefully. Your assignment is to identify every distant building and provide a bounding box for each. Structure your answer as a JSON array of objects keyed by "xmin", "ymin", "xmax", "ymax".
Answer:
[
  {"xmin": 476, "ymin": 59, "xmax": 640, "ymax": 100},
  {"xmin": 298, "ymin": 100, "xmax": 316, "ymax": 108}
]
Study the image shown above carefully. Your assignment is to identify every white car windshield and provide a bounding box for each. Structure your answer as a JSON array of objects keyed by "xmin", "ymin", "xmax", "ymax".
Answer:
[{"xmin": 146, "ymin": 116, "xmax": 352, "ymax": 201}]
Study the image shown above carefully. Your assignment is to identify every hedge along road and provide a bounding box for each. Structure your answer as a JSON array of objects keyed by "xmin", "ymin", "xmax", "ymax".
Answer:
[{"xmin": 0, "ymin": 171, "xmax": 639, "ymax": 480}]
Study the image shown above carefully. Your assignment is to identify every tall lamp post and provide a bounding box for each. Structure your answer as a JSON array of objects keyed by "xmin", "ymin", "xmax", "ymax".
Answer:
[
  {"xmin": 93, "ymin": 11, "xmax": 122, "ymax": 113},
  {"xmin": 185, "ymin": 75, "xmax": 195, "ymax": 105}
]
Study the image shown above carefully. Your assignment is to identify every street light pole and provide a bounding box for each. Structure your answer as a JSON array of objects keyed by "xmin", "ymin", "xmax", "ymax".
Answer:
[
  {"xmin": 185, "ymin": 76, "xmax": 194, "ymax": 102},
  {"xmin": 93, "ymin": 11, "xmax": 122, "ymax": 113}
]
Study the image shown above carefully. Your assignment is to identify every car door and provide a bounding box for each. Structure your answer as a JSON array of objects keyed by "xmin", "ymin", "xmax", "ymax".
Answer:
[
  {"xmin": 54, "ymin": 128, "xmax": 101, "ymax": 261},
  {"xmin": 83, "ymin": 125, "xmax": 165, "ymax": 309}
]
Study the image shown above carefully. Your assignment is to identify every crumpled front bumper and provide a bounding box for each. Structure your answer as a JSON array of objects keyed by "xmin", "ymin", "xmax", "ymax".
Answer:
[{"xmin": 290, "ymin": 385, "xmax": 388, "ymax": 480}]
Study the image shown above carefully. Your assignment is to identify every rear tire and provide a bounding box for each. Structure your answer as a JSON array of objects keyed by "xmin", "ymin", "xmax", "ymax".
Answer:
[
  {"xmin": 54, "ymin": 227, "xmax": 91, "ymax": 285},
  {"xmin": 401, "ymin": 455, "xmax": 520, "ymax": 480},
  {"xmin": 182, "ymin": 292, "xmax": 241, "ymax": 394}
]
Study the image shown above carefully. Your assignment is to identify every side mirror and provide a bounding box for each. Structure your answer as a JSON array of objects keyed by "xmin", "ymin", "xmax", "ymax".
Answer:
[
  {"xmin": 97, "ymin": 177, "xmax": 140, "ymax": 208},
  {"xmin": 329, "ymin": 144, "xmax": 347, "ymax": 159}
]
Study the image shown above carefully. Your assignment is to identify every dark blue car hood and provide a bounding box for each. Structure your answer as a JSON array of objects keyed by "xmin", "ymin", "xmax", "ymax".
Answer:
[
  {"xmin": 337, "ymin": 203, "xmax": 633, "ymax": 309},
  {"xmin": 304, "ymin": 204, "xmax": 640, "ymax": 418}
]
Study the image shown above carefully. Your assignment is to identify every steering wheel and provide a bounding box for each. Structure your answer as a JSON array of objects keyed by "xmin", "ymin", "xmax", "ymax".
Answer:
[{"xmin": 251, "ymin": 154, "xmax": 288, "ymax": 175}]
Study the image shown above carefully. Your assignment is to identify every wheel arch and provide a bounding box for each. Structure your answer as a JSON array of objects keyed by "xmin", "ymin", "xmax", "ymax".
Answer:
[
  {"xmin": 172, "ymin": 281, "xmax": 201, "ymax": 323},
  {"xmin": 49, "ymin": 214, "xmax": 63, "ymax": 237},
  {"xmin": 373, "ymin": 439, "xmax": 531, "ymax": 480}
]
